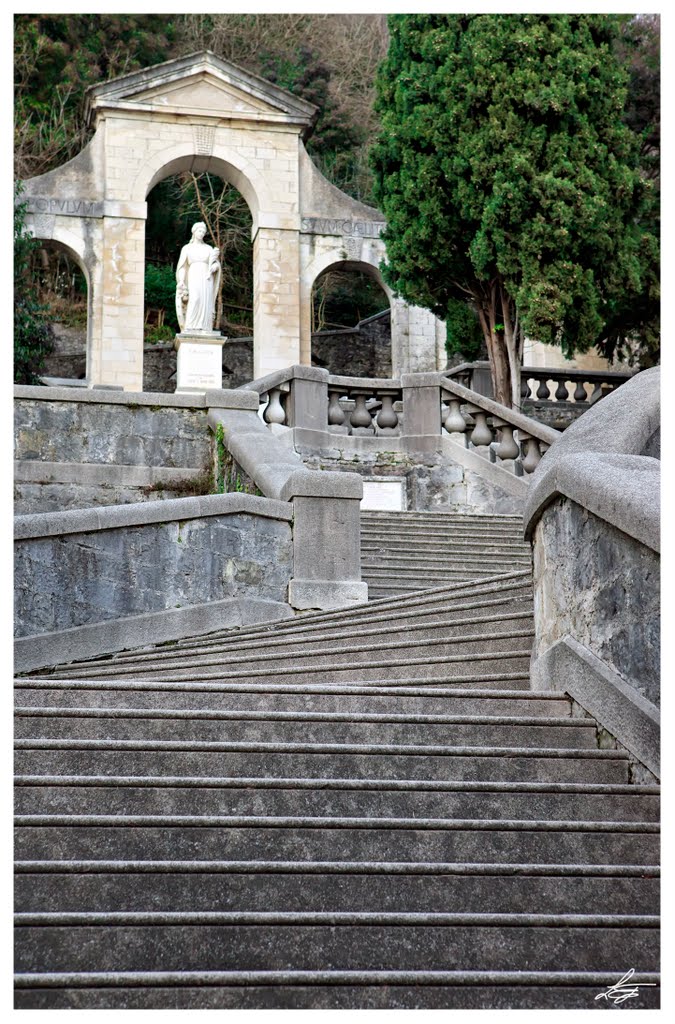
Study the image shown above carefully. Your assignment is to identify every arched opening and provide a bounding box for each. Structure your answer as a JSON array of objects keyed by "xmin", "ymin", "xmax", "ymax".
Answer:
[
  {"xmin": 29, "ymin": 239, "xmax": 89, "ymax": 382},
  {"xmin": 143, "ymin": 169, "xmax": 254, "ymax": 391},
  {"xmin": 311, "ymin": 260, "xmax": 391, "ymax": 376}
]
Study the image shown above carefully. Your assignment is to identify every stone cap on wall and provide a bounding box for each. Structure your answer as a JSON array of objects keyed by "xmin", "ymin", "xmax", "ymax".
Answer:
[
  {"xmin": 524, "ymin": 366, "xmax": 660, "ymax": 550},
  {"xmin": 15, "ymin": 491, "xmax": 292, "ymax": 541}
]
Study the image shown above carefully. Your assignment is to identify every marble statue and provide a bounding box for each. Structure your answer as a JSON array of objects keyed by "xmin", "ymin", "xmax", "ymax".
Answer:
[{"xmin": 175, "ymin": 222, "xmax": 221, "ymax": 332}]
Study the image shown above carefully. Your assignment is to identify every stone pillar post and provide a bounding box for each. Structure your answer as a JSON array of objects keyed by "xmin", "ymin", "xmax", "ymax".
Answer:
[
  {"xmin": 253, "ymin": 226, "xmax": 302, "ymax": 378},
  {"xmin": 401, "ymin": 372, "xmax": 443, "ymax": 453},
  {"xmin": 288, "ymin": 472, "xmax": 367, "ymax": 610},
  {"xmin": 285, "ymin": 367, "xmax": 329, "ymax": 435}
]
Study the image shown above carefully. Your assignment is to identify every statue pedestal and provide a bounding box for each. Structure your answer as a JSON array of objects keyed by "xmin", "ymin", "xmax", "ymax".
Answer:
[{"xmin": 174, "ymin": 332, "xmax": 226, "ymax": 393}]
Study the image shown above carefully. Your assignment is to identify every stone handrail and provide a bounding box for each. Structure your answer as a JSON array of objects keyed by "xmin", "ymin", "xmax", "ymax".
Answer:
[
  {"xmin": 438, "ymin": 375, "xmax": 561, "ymax": 476},
  {"xmin": 207, "ymin": 391, "xmax": 366, "ymax": 611},
  {"xmin": 446, "ymin": 361, "xmax": 634, "ymax": 404}
]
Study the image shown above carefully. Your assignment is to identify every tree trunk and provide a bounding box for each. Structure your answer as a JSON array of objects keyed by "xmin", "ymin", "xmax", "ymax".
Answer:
[{"xmin": 476, "ymin": 284, "xmax": 511, "ymax": 407}]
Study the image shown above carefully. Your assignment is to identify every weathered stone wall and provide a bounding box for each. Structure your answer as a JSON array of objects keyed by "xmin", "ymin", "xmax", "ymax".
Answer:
[
  {"xmin": 15, "ymin": 498, "xmax": 293, "ymax": 639},
  {"xmin": 15, "ymin": 396, "xmax": 211, "ymax": 468},
  {"xmin": 14, "ymin": 388, "xmax": 216, "ymax": 513},
  {"xmin": 531, "ymin": 497, "xmax": 660, "ymax": 706},
  {"xmin": 298, "ymin": 446, "xmax": 525, "ymax": 516}
]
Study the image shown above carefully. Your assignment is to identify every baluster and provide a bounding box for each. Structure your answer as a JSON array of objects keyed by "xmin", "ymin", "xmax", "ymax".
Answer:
[
  {"xmin": 442, "ymin": 397, "xmax": 468, "ymax": 435},
  {"xmin": 467, "ymin": 407, "xmax": 493, "ymax": 448},
  {"xmin": 327, "ymin": 389, "xmax": 346, "ymax": 427},
  {"xmin": 376, "ymin": 392, "xmax": 399, "ymax": 431},
  {"xmin": 590, "ymin": 383, "xmax": 603, "ymax": 403},
  {"xmin": 521, "ymin": 378, "xmax": 531, "ymax": 402},
  {"xmin": 554, "ymin": 379, "xmax": 569, "ymax": 402},
  {"xmin": 263, "ymin": 387, "xmax": 286, "ymax": 425},
  {"xmin": 573, "ymin": 381, "xmax": 587, "ymax": 402},
  {"xmin": 536, "ymin": 378, "xmax": 551, "ymax": 400},
  {"xmin": 349, "ymin": 392, "xmax": 374, "ymax": 432},
  {"xmin": 520, "ymin": 433, "xmax": 543, "ymax": 474},
  {"xmin": 492, "ymin": 421, "xmax": 520, "ymax": 461}
]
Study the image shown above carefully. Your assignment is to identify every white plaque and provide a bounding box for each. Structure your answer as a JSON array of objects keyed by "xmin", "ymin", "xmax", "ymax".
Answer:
[{"xmin": 361, "ymin": 479, "xmax": 405, "ymax": 511}]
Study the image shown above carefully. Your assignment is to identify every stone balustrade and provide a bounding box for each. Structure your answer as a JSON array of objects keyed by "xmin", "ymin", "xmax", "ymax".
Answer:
[
  {"xmin": 445, "ymin": 361, "xmax": 633, "ymax": 407},
  {"xmin": 326, "ymin": 375, "xmax": 403, "ymax": 436},
  {"xmin": 439, "ymin": 376, "xmax": 560, "ymax": 476}
]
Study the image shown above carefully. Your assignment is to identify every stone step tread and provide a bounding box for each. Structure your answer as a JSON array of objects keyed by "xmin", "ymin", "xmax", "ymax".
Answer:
[
  {"xmin": 57, "ymin": 653, "xmax": 535, "ymax": 684},
  {"xmin": 85, "ymin": 613, "xmax": 535, "ymax": 668},
  {"xmin": 133, "ymin": 596, "xmax": 535, "ymax": 654},
  {"xmin": 13, "ymin": 753, "xmax": 630, "ymax": 784},
  {"xmin": 15, "ymin": 691, "xmax": 560, "ymax": 718},
  {"xmin": 55, "ymin": 632, "xmax": 535, "ymax": 678},
  {"xmin": 15, "ymin": 776, "xmax": 659, "ymax": 796},
  {"xmin": 14, "ymin": 875, "xmax": 660, "ymax": 916}
]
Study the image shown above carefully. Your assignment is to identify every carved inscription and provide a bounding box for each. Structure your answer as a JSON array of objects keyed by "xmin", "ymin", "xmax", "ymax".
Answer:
[
  {"xmin": 26, "ymin": 197, "xmax": 103, "ymax": 218},
  {"xmin": 301, "ymin": 218, "xmax": 385, "ymax": 238}
]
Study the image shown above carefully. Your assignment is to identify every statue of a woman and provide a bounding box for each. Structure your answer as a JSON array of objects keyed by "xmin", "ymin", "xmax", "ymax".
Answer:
[{"xmin": 175, "ymin": 222, "xmax": 221, "ymax": 333}]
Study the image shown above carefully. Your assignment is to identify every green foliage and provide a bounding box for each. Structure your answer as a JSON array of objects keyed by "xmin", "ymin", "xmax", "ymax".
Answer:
[
  {"xmin": 215, "ymin": 424, "xmax": 226, "ymax": 494},
  {"xmin": 444, "ymin": 299, "xmax": 484, "ymax": 362},
  {"xmin": 144, "ymin": 264, "xmax": 179, "ymax": 330},
  {"xmin": 371, "ymin": 14, "xmax": 659, "ymax": 396},
  {"xmin": 14, "ymin": 182, "xmax": 54, "ymax": 384},
  {"xmin": 15, "ymin": 14, "xmax": 177, "ymax": 177}
]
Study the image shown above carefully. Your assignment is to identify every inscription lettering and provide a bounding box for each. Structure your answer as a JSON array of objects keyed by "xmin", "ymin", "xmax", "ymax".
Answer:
[
  {"xmin": 301, "ymin": 217, "xmax": 385, "ymax": 238},
  {"xmin": 27, "ymin": 197, "xmax": 101, "ymax": 218}
]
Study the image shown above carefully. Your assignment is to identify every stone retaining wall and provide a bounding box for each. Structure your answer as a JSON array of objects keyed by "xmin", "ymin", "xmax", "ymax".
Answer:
[{"xmin": 14, "ymin": 493, "xmax": 293, "ymax": 670}]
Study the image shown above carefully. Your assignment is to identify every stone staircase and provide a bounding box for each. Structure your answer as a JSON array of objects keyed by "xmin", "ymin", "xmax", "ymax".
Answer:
[
  {"xmin": 361, "ymin": 511, "xmax": 532, "ymax": 598},
  {"xmin": 14, "ymin": 514, "xmax": 660, "ymax": 1009}
]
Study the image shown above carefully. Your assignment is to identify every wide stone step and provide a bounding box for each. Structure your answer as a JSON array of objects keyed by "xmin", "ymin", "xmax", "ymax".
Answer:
[
  {"xmin": 74, "ymin": 611, "xmax": 535, "ymax": 670},
  {"xmin": 15, "ymin": 682, "xmax": 563, "ymax": 717},
  {"xmin": 14, "ymin": 813, "xmax": 659, "ymax": 864},
  {"xmin": 54, "ymin": 651, "xmax": 535, "ymax": 685},
  {"xmin": 361, "ymin": 563, "xmax": 524, "ymax": 578},
  {"xmin": 12, "ymin": 972, "xmax": 661, "ymax": 1011},
  {"xmin": 14, "ymin": 779, "xmax": 660, "ymax": 822},
  {"xmin": 14, "ymin": 743, "xmax": 630, "ymax": 783},
  {"xmin": 14, "ymin": 861, "xmax": 660, "ymax": 915},
  {"xmin": 14, "ymin": 709, "xmax": 594, "ymax": 748},
  {"xmin": 100, "ymin": 595, "xmax": 535, "ymax": 661},
  {"xmin": 58, "ymin": 633, "xmax": 534, "ymax": 680},
  {"xmin": 14, "ymin": 915, "xmax": 659, "ymax": 973}
]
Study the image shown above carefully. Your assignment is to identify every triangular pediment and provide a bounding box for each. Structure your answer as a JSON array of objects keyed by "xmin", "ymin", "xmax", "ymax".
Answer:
[{"xmin": 85, "ymin": 51, "xmax": 318, "ymax": 129}]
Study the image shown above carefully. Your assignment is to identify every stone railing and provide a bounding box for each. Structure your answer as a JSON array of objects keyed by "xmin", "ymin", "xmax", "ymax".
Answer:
[
  {"xmin": 524, "ymin": 366, "xmax": 660, "ymax": 779},
  {"xmin": 210, "ymin": 379, "xmax": 367, "ymax": 611},
  {"xmin": 326, "ymin": 375, "xmax": 402, "ymax": 437},
  {"xmin": 438, "ymin": 375, "xmax": 560, "ymax": 476},
  {"xmin": 446, "ymin": 361, "xmax": 633, "ymax": 406}
]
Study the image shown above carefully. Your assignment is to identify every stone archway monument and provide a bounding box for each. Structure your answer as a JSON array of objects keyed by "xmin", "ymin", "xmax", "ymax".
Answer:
[{"xmin": 21, "ymin": 51, "xmax": 444, "ymax": 391}]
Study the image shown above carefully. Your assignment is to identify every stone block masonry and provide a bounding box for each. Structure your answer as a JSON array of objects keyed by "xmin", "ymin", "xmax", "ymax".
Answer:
[{"xmin": 14, "ymin": 493, "xmax": 293, "ymax": 670}]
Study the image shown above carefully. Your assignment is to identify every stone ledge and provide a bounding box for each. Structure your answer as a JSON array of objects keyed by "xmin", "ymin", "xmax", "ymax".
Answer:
[
  {"xmin": 14, "ymin": 492, "xmax": 293, "ymax": 541},
  {"xmin": 14, "ymin": 385, "xmax": 258, "ymax": 411},
  {"xmin": 14, "ymin": 597, "xmax": 294, "ymax": 673},
  {"xmin": 531, "ymin": 636, "xmax": 660, "ymax": 780},
  {"xmin": 14, "ymin": 461, "xmax": 206, "ymax": 488}
]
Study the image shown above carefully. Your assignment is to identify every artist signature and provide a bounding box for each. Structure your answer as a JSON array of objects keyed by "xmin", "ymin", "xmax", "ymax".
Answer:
[{"xmin": 595, "ymin": 969, "xmax": 657, "ymax": 1005}]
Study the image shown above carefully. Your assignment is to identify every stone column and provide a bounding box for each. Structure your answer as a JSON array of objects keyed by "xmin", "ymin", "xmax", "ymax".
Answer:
[
  {"xmin": 92, "ymin": 216, "xmax": 145, "ymax": 391},
  {"xmin": 253, "ymin": 226, "xmax": 302, "ymax": 378},
  {"xmin": 401, "ymin": 372, "xmax": 443, "ymax": 453}
]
